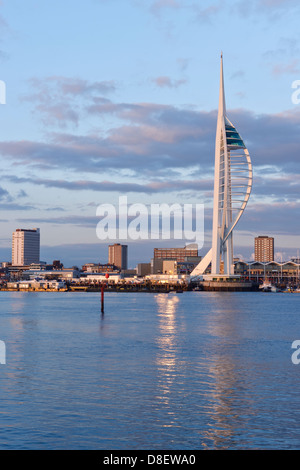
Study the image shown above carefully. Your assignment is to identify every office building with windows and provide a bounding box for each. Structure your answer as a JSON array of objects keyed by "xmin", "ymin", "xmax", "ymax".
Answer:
[
  {"xmin": 12, "ymin": 228, "xmax": 40, "ymax": 266},
  {"xmin": 254, "ymin": 236, "xmax": 274, "ymax": 262},
  {"xmin": 154, "ymin": 245, "xmax": 198, "ymax": 263},
  {"xmin": 108, "ymin": 243, "xmax": 128, "ymax": 270}
]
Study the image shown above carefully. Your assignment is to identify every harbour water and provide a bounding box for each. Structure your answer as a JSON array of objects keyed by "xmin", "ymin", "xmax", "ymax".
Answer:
[{"xmin": 0, "ymin": 291, "xmax": 299, "ymax": 450}]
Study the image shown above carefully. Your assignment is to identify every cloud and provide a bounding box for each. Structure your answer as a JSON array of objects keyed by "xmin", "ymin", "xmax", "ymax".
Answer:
[
  {"xmin": 177, "ymin": 58, "xmax": 190, "ymax": 72},
  {"xmin": 150, "ymin": 0, "xmax": 181, "ymax": 16},
  {"xmin": 192, "ymin": 2, "xmax": 223, "ymax": 22},
  {"xmin": 17, "ymin": 215, "xmax": 98, "ymax": 227},
  {"xmin": 148, "ymin": 0, "xmax": 222, "ymax": 22},
  {"xmin": 238, "ymin": 201, "xmax": 300, "ymax": 235},
  {"xmin": 228, "ymin": 108, "xmax": 300, "ymax": 171},
  {"xmin": 0, "ymin": 103, "xmax": 217, "ymax": 175},
  {"xmin": 263, "ymin": 37, "xmax": 300, "ymax": 60},
  {"xmin": 258, "ymin": 0, "xmax": 298, "ymax": 9},
  {"xmin": 35, "ymin": 103, "xmax": 80, "ymax": 127},
  {"xmin": 17, "ymin": 189, "xmax": 28, "ymax": 198},
  {"xmin": 262, "ymin": 37, "xmax": 300, "ymax": 78},
  {"xmin": 5, "ymin": 175, "xmax": 213, "ymax": 195},
  {"xmin": 253, "ymin": 173, "xmax": 300, "ymax": 201},
  {"xmin": 54, "ymin": 77, "xmax": 117, "ymax": 96},
  {"xmin": 236, "ymin": 0, "xmax": 300, "ymax": 19},
  {"xmin": 152, "ymin": 76, "xmax": 187, "ymax": 88},
  {"xmin": 25, "ymin": 76, "xmax": 117, "ymax": 99},
  {"xmin": 235, "ymin": 92, "xmax": 246, "ymax": 100},
  {"xmin": 0, "ymin": 202, "xmax": 36, "ymax": 211},
  {"xmin": 1, "ymin": 104, "xmax": 300, "ymax": 178},
  {"xmin": 0, "ymin": 11, "xmax": 10, "ymax": 60},
  {"xmin": 0, "ymin": 185, "xmax": 9, "ymax": 201},
  {"xmin": 272, "ymin": 59, "xmax": 300, "ymax": 76},
  {"xmin": 1, "ymin": 98, "xmax": 300, "ymax": 240},
  {"xmin": 230, "ymin": 70, "xmax": 245, "ymax": 80},
  {"xmin": 21, "ymin": 76, "xmax": 117, "ymax": 127}
]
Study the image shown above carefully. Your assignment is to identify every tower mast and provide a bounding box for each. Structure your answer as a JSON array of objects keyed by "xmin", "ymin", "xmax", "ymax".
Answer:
[{"xmin": 191, "ymin": 54, "xmax": 252, "ymax": 278}]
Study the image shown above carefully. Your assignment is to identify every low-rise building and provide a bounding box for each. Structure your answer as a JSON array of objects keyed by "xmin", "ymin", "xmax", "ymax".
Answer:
[{"xmin": 136, "ymin": 263, "xmax": 151, "ymax": 277}]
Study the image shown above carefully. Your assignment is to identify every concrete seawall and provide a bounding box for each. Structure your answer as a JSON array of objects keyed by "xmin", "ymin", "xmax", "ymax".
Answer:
[{"xmin": 200, "ymin": 280, "xmax": 258, "ymax": 291}]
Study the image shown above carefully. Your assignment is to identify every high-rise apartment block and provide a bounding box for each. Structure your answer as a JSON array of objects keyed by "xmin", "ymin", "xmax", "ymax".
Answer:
[
  {"xmin": 12, "ymin": 228, "xmax": 40, "ymax": 266},
  {"xmin": 254, "ymin": 236, "xmax": 274, "ymax": 262},
  {"xmin": 108, "ymin": 243, "xmax": 128, "ymax": 270}
]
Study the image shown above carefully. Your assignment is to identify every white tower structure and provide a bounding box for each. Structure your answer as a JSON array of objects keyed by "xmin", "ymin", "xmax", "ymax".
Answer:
[{"xmin": 191, "ymin": 54, "xmax": 252, "ymax": 278}]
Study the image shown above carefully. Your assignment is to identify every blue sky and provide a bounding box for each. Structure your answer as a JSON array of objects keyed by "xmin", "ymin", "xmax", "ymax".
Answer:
[{"xmin": 0, "ymin": 0, "xmax": 299, "ymax": 267}]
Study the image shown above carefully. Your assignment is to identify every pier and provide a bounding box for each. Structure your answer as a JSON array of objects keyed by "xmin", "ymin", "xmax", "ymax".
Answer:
[{"xmin": 0, "ymin": 278, "xmax": 260, "ymax": 292}]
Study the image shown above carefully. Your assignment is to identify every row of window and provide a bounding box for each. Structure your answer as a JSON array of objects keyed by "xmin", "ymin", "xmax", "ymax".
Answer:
[{"xmin": 225, "ymin": 123, "xmax": 245, "ymax": 148}]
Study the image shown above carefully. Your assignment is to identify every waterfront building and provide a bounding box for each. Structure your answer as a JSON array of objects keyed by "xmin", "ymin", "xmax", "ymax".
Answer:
[
  {"xmin": 12, "ymin": 228, "xmax": 40, "ymax": 266},
  {"xmin": 254, "ymin": 236, "xmax": 274, "ymax": 262},
  {"xmin": 108, "ymin": 243, "xmax": 128, "ymax": 270},
  {"xmin": 191, "ymin": 55, "xmax": 252, "ymax": 278},
  {"xmin": 21, "ymin": 268, "xmax": 79, "ymax": 281},
  {"xmin": 151, "ymin": 257, "xmax": 201, "ymax": 275},
  {"xmin": 145, "ymin": 273, "xmax": 189, "ymax": 285},
  {"xmin": 151, "ymin": 258, "xmax": 163, "ymax": 274},
  {"xmin": 136, "ymin": 263, "xmax": 151, "ymax": 277},
  {"xmin": 52, "ymin": 260, "xmax": 63, "ymax": 269},
  {"xmin": 6, "ymin": 279, "xmax": 66, "ymax": 291},
  {"xmin": 162, "ymin": 260, "xmax": 177, "ymax": 275},
  {"xmin": 83, "ymin": 273, "xmax": 121, "ymax": 284},
  {"xmin": 82, "ymin": 263, "xmax": 119, "ymax": 273},
  {"xmin": 154, "ymin": 244, "xmax": 198, "ymax": 263},
  {"xmin": 234, "ymin": 260, "xmax": 300, "ymax": 285}
]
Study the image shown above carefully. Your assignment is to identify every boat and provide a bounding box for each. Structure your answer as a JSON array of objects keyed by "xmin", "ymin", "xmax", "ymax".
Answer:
[
  {"xmin": 259, "ymin": 281, "xmax": 281, "ymax": 292},
  {"xmin": 282, "ymin": 286, "xmax": 294, "ymax": 293}
]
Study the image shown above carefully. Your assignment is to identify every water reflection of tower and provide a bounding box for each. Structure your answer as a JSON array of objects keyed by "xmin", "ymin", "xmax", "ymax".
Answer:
[
  {"xmin": 155, "ymin": 294, "xmax": 180, "ymax": 406},
  {"xmin": 202, "ymin": 294, "xmax": 256, "ymax": 449}
]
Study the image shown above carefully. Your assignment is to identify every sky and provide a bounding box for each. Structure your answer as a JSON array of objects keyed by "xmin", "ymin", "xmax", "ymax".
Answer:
[{"xmin": 0, "ymin": 0, "xmax": 299, "ymax": 268}]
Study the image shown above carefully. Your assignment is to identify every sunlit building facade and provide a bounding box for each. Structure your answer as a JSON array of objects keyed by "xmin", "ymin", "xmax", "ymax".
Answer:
[
  {"xmin": 108, "ymin": 243, "xmax": 128, "ymax": 270},
  {"xmin": 254, "ymin": 236, "xmax": 274, "ymax": 262},
  {"xmin": 12, "ymin": 228, "xmax": 40, "ymax": 266},
  {"xmin": 154, "ymin": 245, "xmax": 198, "ymax": 263}
]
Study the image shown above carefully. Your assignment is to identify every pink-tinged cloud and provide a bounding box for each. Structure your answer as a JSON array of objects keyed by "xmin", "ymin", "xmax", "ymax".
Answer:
[
  {"xmin": 35, "ymin": 103, "xmax": 79, "ymax": 127},
  {"xmin": 21, "ymin": 76, "xmax": 117, "ymax": 127},
  {"xmin": 259, "ymin": 0, "xmax": 298, "ymax": 7},
  {"xmin": 26, "ymin": 76, "xmax": 117, "ymax": 98},
  {"xmin": 150, "ymin": 0, "xmax": 181, "ymax": 16},
  {"xmin": 152, "ymin": 76, "xmax": 187, "ymax": 88},
  {"xmin": 0, "ymin": 106, "xmax": 300, "ymax": 180},
  {"xmin": 272, "ymin": 59, "xmax": 300, "ymax": 76},
  {"xmin": 56, "ymin": 77, "xmax": 117, "ymax": 96}
]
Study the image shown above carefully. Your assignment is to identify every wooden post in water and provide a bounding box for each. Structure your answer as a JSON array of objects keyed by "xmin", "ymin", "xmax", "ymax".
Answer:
[
  {"xmin": 101, "ymin": 273, "xmax": 109, "ymax": 314},
  {"xmin": 101, "ymin": 283, "xmax": 105, "ymax": 313}
]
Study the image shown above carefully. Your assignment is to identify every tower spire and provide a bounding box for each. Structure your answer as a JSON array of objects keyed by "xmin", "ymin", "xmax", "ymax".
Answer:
[
  {"xmin": 218, "ymin": 52, "xmax": 226, "ymax": 118},
  {"xmin": 190, "ymin": 54, "xmax": 253, "ymax": 279}
]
